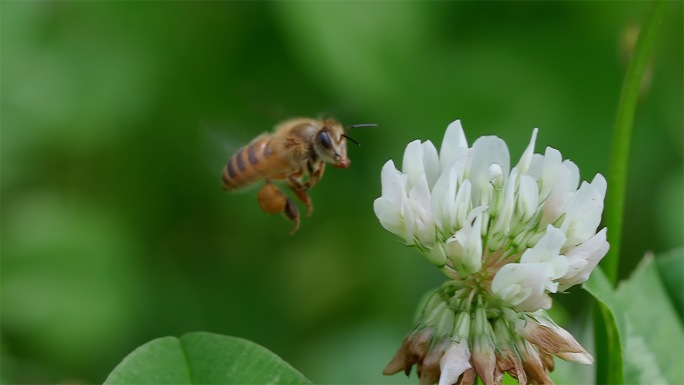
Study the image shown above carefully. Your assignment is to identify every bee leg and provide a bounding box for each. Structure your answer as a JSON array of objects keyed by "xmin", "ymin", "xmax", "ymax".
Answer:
[
  {"xmin": 311, "ymin": 162, "xmax": 325, "ymax": 186},
  {"xmin": 284, "ymin": 199, "xmax": 300, "ymax": 235},
  {"xmin": 287, "ymin": 175, "xmax": 313, "ymax": 216},
  {"xmin": 257, "ymin": 180, "xmax": 300, "ymax": 234},
  {"xmin": 293, "ymin": 189, "xmax": 313, "ymax": 216}
]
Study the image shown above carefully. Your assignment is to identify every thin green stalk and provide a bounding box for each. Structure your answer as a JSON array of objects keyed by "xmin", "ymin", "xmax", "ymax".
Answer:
[
  {"xmin": 595, "ymin": 2, "xmax": 667, "ymax": 384},
  {"xmin": 602, "ymin": 0, "xmax": 667, "ymax": 285}
]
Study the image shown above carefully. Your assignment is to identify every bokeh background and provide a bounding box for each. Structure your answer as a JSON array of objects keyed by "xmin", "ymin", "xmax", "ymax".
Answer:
[{"xmin": 2, "ymin": 1, "xmax": 682, "ymax": 384}]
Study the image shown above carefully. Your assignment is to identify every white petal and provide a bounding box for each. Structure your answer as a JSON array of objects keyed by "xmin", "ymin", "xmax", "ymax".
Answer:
[
  {"xmin": 591, "ymin": 173, "xmax": 607, "ymax": 200},
  {"xmin": 431, "ymin": 163, "xmax": 458, "ymax": 233},
  {"xmin": 379, "ymin": 160, "xmax": 405, "ymax": 207},
  {"xmin": 375, "ymin": 160, "xmax": 411, "ymax": 241},
  {"xmin": 454, "ymin": 179, "xmax": 472, "ymax": 230},
  {"xmin": 539, "ymin": 147, "xmax": 563, "ymax": 200},
  {"xmin": 408, "ymin": 174, "xmax": 435, "ymax": 246},
  {"xmin": 439, "ymin": 341, "xmax": 471, "ymax": 385},
  {"xmin": 488, "ymin": 163, "xmax": 504, "ymax": 187},
  {"xmin": 521, "ymin": 225, "xmax": 566, "ymax": 264},
  {"xmin": 440, "ymin": 119, "xmax": 469, "ymax": 171},
  {"xmin": 539, "ymin": 149, "xmax": 578, "ymax": 227},
  {"xmin": 516, "ymin": 128, "xmax": 538, "ymax": 175},
  {"xmin": 375, "ymin": 163, "xmax": 415, "ymax": 243},
  {"xmin": 402, "ymin": 140, "xmax": 424, "ymax": 189},
  {"xmin": 422, "ymin": 140, "xmax": 440, "ymax": 189},
  {"xmin": 446, "ymin": 206, "xmax": 486, "ymax": 274},
  {"xmin": 402, "ymin": 202, "xmax": 416, "ymax": 244},
  {"xmin": 374, "ymin": 197, "xmax": 414, "ymax": 245},
  {"xmin": 469, "ymin": 136, "xmax": 510, "ymax": 207},
  {"xmin": 462, "ymin": 212, "xmax": 484, "ymax": 273},
  {"xmin": 560, "ymin": 180, "xmax": 605, "ymax": 247},
  {"xmin": 558, "ymin": 228, "xmax": 609, "ymax": 290},
  {"xmin": 492, "ymin": 262, "xmax": 553, "ymax": 312},
  {"xmin": 457, "ymin": 210, "xmax": 484, "ymax": 273},
  {"xmin": 373, "ymin": 198, "xmax": 402, "ymax": 233},
  {"xmin": 526, "ymin": 153, "xmax": 545, "ymax": 180},
  {"xmin": 517, "ymin": 174, "xmax": 539, "ymax": 222},
  {"xmin": 521, "ymin": 224, "xmax": 569, "ymax": 285},
  {"xmin": 562, "ymin": 160, "xmax": 580, "ymax": 192},
  {"xmin": 491, "ymin": 167, "xmax": 517, "ymax": 236}
]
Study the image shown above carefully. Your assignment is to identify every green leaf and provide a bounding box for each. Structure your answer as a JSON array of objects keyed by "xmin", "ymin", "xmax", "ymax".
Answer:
[
  {"xmin": 655, "ymin": 247, "xmax": 684, "ymax": 322},
  {"xmin": 584, "ymin": 255, "xmax": 684, "ymax": 384},
  {"xmin": 104, "ymin": 332, "xmax": 312, "ymax": 385},
  {"xmin": 585, "ymin": 269, "xmax": 624, "ymax": 385},
  {"xmin": 616, "ymin": 255, "xmax": 684, "ymax": 383}
]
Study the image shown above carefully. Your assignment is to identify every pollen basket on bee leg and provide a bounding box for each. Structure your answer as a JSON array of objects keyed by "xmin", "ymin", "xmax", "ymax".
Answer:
[{"xmin": 257, "ymin": 182, "xmax": 288, "ymax": 214}]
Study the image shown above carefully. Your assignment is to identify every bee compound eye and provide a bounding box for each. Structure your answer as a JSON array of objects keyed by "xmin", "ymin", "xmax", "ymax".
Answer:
[{"xmin": 317, "ymin": 130, "xmax": 333, "ymax": 150}]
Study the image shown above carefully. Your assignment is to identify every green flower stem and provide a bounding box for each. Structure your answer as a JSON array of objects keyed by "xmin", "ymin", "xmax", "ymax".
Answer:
[
  {"xmin": 602, "ymin": 0, "xmax": 667, "ymax": 285},
  {"xmin": 596, "ymin": 2, "xmax": 667, "ymax": 384}
]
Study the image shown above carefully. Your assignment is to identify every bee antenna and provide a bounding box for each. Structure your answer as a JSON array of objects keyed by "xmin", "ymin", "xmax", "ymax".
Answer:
[
  {"xmin": 342, "ymin": 123, "xmax": 376, "ymax": 146},
  {"xmin": 346, "ymin": 123, "xmax": 378, "ymax": 130},
  {"xmin": 341, "ymin": 134, "xmax": 361, "ymax": 146}
]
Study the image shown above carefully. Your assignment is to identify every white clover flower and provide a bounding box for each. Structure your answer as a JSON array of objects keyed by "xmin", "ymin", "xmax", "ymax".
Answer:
[
  {"xmin": 378, "ymin": 120, "xmax": 609, "ymax": 385},
  {"xmin": 375, "ymin": 119, "xmax": 608, "ymax": 310}
]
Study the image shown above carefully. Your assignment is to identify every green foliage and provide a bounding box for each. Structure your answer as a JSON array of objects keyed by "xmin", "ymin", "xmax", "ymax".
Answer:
[
  {"xmin": 603, "ymin": 0, "xmax": 667, "ymax": 285},
  {"xmin": 584, "ymin": 252, "xmax": 684, "ymax": 384},
  {"xmin": 104, "ymin": 332, "xmax": 311, "ymax": 385},
  {"xmin": 590, "ymin": 281, "xmax": 625, "ymax": 385},
  {"xmin": 655, "ymin": 248, "xmax": 684, "ymax": 322}
]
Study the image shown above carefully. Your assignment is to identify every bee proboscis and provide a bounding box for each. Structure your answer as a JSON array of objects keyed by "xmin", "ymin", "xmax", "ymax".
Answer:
[{"xmin": 221, "ymin": 117, "xmax": 375, "ymax": 234}]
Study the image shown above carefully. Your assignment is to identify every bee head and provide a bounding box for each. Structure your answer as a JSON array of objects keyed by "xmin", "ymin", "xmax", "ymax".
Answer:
[
  {"xmin": 313, "ymin": 119, "xmax": 376, "ymax": 168},
  {"xmin": 314, "ymin": 119, "xmax": 351, "ymax": 168}
]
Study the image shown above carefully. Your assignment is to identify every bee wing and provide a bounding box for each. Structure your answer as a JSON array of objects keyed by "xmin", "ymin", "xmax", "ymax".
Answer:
[{"xmin": 198, "ymin": 122, "xmax": 256, "ymax": 184}]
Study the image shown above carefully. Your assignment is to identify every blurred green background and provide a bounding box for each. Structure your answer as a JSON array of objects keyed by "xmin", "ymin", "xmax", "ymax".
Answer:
[{"xmin": 2, "ymin": 1, "xmax": 682, "ymax": 384}]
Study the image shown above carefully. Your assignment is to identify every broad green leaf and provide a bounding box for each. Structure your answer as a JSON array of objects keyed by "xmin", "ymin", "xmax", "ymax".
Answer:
[
  {"xmin": 616, "ymin": 255, "xmax": 684, "ymax": 383},
  {"xmin": 104, "ymin": 332, "xmax": 312, "ymax": 385},
  {"xmin": 584, "ymin": 255, "xmax": 684, "ymax": 384},
  {"xmin": 655, "ymin": 247, "xmax": 684, "ymax": 322}
]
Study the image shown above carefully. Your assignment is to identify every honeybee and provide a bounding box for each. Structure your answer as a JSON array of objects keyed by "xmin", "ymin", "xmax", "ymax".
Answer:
[{"xmin": 222, "ymin": 117, "xmax": 375, "ymax": 234}]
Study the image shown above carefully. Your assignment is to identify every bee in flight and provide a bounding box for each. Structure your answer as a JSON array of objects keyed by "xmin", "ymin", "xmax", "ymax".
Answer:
[{"xmin": 222, "ymin": 117, "xmax": 376, "ymax": 234}]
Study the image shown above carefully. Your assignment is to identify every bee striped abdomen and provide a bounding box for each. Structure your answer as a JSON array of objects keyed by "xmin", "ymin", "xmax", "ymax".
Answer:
[{"xmin": 222, "ymin": 136, "xmax": 277, "ymax": 190}]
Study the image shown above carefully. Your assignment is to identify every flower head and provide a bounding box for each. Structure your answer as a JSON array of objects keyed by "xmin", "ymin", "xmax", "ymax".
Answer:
[{"xmin": 376, "ymin": 120, "xmax": 608, "ymax": 385}]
